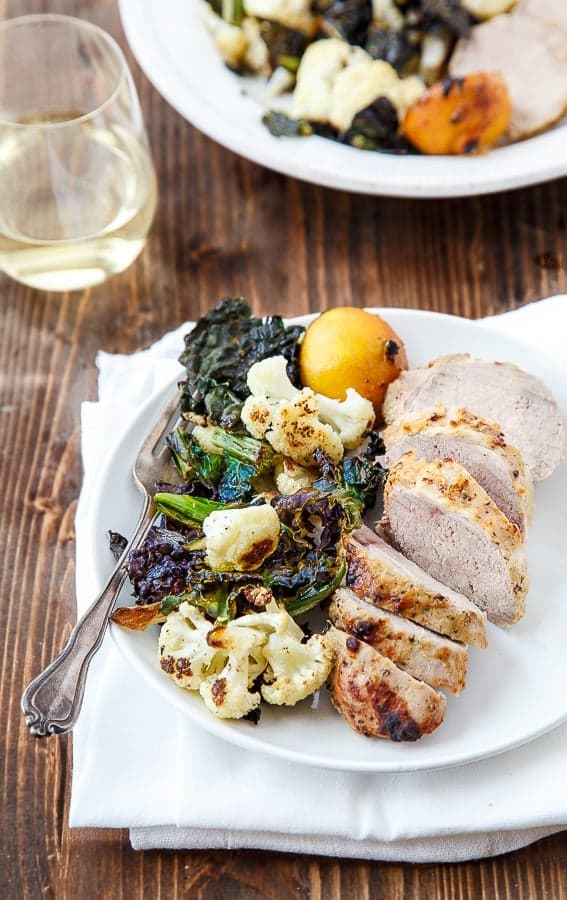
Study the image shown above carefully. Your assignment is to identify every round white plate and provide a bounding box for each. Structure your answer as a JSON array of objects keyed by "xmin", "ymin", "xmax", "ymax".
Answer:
[
  {"xmin": 119, "ymin": 0, "xmax": 567, "ymax": 198},
  {"xmin": 89, "ymin": 309, "xmax": 567, "ymax": 772}
]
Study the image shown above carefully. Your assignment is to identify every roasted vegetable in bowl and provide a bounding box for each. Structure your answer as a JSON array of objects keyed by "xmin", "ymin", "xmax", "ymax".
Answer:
[{"xmin": 200, "ymin": 0, "xmax": 567, "ymax": 155}]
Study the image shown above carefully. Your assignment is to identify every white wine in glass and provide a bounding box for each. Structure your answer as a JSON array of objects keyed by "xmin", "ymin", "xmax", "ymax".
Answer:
[{"xmin": 0, "ymin": 15, "xmax": 157, "ymax": 291}]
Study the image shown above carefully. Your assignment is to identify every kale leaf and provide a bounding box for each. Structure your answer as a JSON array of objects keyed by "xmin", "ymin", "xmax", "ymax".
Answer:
[
  {"xmin": 178, "ymin": 298, "xmax": 304, "ymax": 428},
  {"xmin": 167, "ymin": 423, "xmax": 276, "ymax": 503}
]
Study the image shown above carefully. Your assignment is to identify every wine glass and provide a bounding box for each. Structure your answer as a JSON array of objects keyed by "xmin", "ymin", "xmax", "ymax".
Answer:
[{"xmin": 0, "ymin": 14, "xmax": 157, "ymax": 291}]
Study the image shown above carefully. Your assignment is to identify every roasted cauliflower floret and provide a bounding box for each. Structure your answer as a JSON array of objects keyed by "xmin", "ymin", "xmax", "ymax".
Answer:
[
  {"xmin": 292, "ymin": 39, "xmax": 369, "ymax": 123},
  {"xmin": 199, "ymin": 4, "xmax": 248, "ymax": 70},
  {"xmin": 242, "ymin": 355, "xmax": 374, "ymax": 457},
  {"xmin": 159, "ymin": 602, "xmax": 267, "ymax": 719},
  {"xmin": 372, "ymin": 0, "xmax": 404, "ymax": 29},
  {"xmin": 316, "ymin": 389, "xmax": 375, "ymax": 450},
  {"xmin": 247, "ymin": 354, "xmax": 297, "ymax": 401},
  {"xmin": 292, "ymin": 38, "xmax": 425, "ymax": 131},
  {"xmin": 243, "ymin": 0, "xmax": 317, "ymax": 34},
  {"xmin": 241, "ymin": 18, "xmax": 270, "ymax": 73},
  {"xmin": 159, "ymin": 601, "xmax": 222, "ymax": 691},
  {"xmin": 331, "ymin": 60, "xmax": 425, "ymax": 131},
  {"xmin": 275, "ymin": 457, "xmax": 314, "ymax": 495},
  {"xmin": 233, "ymin": 601, "xmax": 335, "ymax": 706},
  {"xmin": 203, "ymin": 504, "xmax": 280, "ymax": 571},
  {"xmin": 200, "ymin": 7, "xmax": 269, "ymax": 75},
  {"xmin": 260, "ymin": 614, "xmax": 334, "ymax": 706},
  {"xmin": 461, "ymin": 0, "xmax": 516, "ymax": 18},
  {"xmin": 159, "ymin": 600, "xmax": 332, "ymax": 718},
  {"xmin": 242, "ymin": 391, "xmax": 344, "ymax": 466},
  {"xmin": 200, "ymin": 621, "xmax": 268, "ymax": 719}
]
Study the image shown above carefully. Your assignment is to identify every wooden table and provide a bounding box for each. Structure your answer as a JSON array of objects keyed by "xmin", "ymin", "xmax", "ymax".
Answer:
[{"xmin": 2, "ymin": 0, "xmax": 566, "ymax": 896}]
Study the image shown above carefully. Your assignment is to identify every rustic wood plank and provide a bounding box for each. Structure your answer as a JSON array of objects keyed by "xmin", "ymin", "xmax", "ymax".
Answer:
[{"xmin": 1, "ymin": 0, "xmax": 566, "ymax": 898}]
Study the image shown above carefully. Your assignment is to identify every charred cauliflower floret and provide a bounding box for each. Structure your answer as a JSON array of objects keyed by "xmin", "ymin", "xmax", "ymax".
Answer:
[
  {"xmin": 159, "ymin": 601, "xmax": 221, "ymax": 691},
  {"xmin": 203, "ymin": 504, "xmax": 280, "ymax": 571},
  {"xmin": 233, "ymin": 601, "xmax": 335, "ymax": 707},
  {"xmin": 461, "ymin": 0, "xmax": 517, "ymax": 18},
  {"xmin": 159, "ymin": 600, "xmax": 332, "ymax": 718},
  {"xmin": 316, "ymin": 390, "xmax": 376, "ymax": 450},
  {"xmin": 159, "ymin": 602, "xmax": 267, "ymax": 719},
  {"xmin": 200, "ymin": 6, "xmax": 269, "ymax": 74},
  {"xmin": 242, "ymin": 356, "xmax": 374, "ymax": 462},
  {"xmin": 242, "ymin": 391, "xmax": 344, "ymax": 466},
  {"xmin": 243, "ymin": 0, "xmax": 317, "ymax": 34},
  {"xmin": 372, "ymin": 0, "xmax": 405, "ymax": 30},
  {"xmin": 292, "ymin": 39, "xmax": 369, "ymax": 123},
  {"xmin": 200, "ymin": 5, "xmax": 248, "ymax": 69},
  {"xmin": 292, "ymin": 38, "xmax": 425, "ymax": 132},
  {"xmin": 274, "ymin": 457, "xmax": 314, "ymax": 495},
  {"xmin": 261, "ymin": 623, "xmax": 334, "ymax": 706}
]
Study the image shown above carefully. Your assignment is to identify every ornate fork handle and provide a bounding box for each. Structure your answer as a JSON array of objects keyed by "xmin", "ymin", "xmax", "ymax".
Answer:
[{"xmin": 21, "ymin": 496, "xmax": 153, "ymax": 737}]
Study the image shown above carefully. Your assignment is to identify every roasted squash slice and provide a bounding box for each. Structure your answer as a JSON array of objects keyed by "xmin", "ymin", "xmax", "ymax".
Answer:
[{"xmin": 402, "ymin": 72, "xmax": 511, "ymax": 155}]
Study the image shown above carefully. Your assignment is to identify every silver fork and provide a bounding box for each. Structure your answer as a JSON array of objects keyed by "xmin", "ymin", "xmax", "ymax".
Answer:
[{"xmin": 21, "ymin": 391, "xmax": 183, "ymax": 737}]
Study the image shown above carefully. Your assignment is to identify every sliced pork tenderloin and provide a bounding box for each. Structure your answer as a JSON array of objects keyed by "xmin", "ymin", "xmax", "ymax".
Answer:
[
  {"xmin": 383, "ymin": 405, "xmax": 533, "ymax": 534},
  {"xmin": 346, "ymin": 525, "xmax": 488, "ymax": 648},
  {"xmin": 329, "ymin": 587, "xmax": 468, "ymax": 695},
  {"xmin": 383, "ymin": 354, "xmax": 565, "ymax": 482},
  {"xmin": 383, "ymin": 453, "xmax": 529, "ymax": 625},
  {"xmin": 513, "ymin": 0, "xmax": 567, "ymax": 31},
  {"xmin": 326, "ymin": 626, "xmax": 447, "ymax": 742},
  {"xmin": 449, "ymin": 14, "xmax": 567, "ymax": 139}
]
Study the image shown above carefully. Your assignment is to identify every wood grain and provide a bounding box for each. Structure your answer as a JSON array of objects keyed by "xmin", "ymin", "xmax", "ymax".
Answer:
[{"xmin": 1, "ymin": 0, "xmax": 566, "ymax": 897}]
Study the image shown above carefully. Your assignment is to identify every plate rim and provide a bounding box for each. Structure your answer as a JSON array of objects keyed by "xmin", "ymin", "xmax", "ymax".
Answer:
[
  {"xmin": 88, "ymin": 307, "xmax": 567, "ymax": 773},
  {"xmin": 119, "ymin": 0, "xmax": 567, "ymax": 199}
]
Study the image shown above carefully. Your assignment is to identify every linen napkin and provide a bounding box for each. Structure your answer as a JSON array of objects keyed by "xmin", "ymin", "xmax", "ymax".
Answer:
[{"xmin": 70, "ymin": 296, "xmax": 567, "ymax": 862}]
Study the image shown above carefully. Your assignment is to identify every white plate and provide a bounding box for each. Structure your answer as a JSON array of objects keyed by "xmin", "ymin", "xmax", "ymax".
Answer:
[
  {"xmin": 119, "ymin": 0, "xmax": 567, "ymax": 198},
  {"xmin": 89, "ymin": 309, "xmax": 567, "ymax": 772}
]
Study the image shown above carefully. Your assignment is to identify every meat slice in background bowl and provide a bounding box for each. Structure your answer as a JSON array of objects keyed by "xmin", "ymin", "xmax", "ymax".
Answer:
[{"xmin": 449, "ymin": 13, "xmax": 567, "ymax": 140}]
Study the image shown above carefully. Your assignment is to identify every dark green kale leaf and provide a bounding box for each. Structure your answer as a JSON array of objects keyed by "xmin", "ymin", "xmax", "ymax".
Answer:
[
  {"xmin": 108, "ymin": 530, "xmax": 128, "ymax": 561},
  {"xmin": 322, "ymin": 0, "xmax": 373, "ymax": 45},
  {"xmin": 178, "ymin": 298, "xmax": 304, "ymax": 428},
  {"xmin": 312, "ymin": 436, "xmax": 387, "ymax": 528},
  {"xmin": 365, "ymin": 25, "xmax": 421, "ymax": 74},
  {"xmin": 421, "ymin": 0, "xmax": 471, "ymax": 37},
  {"xmin": 343, "ymin": 96, "xmax": 402, "ymax": 151},
  {"xmin": 262, "ymin": 490, "xmax": 348, "ymax": 615},
  {"xmin": 262, "ymin": 111, "xmax": 313, "ymax": 138},
  {"xmin": 167, "ymin": 424, "xmax": 276, "ymax": 503},
  {"xmin": 259, "ymin": 21, "xmax": 311, "ymax": 73}
]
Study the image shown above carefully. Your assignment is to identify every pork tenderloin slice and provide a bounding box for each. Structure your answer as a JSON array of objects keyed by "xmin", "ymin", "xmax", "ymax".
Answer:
[
  {"xmin": 513, "ymin": 0, "xmax": 567, "ymax": 31},
  {"xmin": 330, "ymin": 587, "xmax": 468, "ymax": 694},
  {"xmin": 383, "ymin": 354, "xmax": 565, "ymax": 482},
  {"xmin": 383, "ymin": 453, "xmax": 529, "ymax": 625},
  {"xmin": 326, "ymin": 626, "xmax": 447, "ymax": 741},
  {"xmin": 346, "ymin": 525, "xmax": 488, "ymax": 648},
  {"xmin": 383, "ymin": 404, "xmax": 533, "ymax": 533},
  {"xmin": 449, "ymin": 14, "xmax": 567, "ymax": 140}
]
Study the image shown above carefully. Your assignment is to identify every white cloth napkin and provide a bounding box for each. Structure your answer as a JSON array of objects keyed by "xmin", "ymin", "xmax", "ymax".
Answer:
[{"xmin": 69, "ymin": 296, "xmax": 567, "ymax": 862}]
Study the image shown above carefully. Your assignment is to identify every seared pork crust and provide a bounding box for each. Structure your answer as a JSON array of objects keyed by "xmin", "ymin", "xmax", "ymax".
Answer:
[
  {"xmin": 346, "ymin": 526, "xmax": 488, "ymax": 648},
  {"xmin": 326, "ymin": 626, "xmax": 447, "ymax": 742},
  {"xmin": 383, "ymin": 453, "xmax": 529, "ymax": 625},
  {"xmin": 383, "ymin": 354, "xmax": 565, "ymax": 482},
  {"xmin": 383, "ymin": 404, "xmax": 534, "ymax": 533},
  {"xmin": 329, "ymin": 587, "xmax": 468, "ymax": 694}
]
